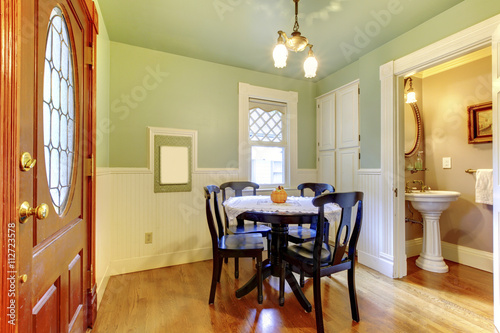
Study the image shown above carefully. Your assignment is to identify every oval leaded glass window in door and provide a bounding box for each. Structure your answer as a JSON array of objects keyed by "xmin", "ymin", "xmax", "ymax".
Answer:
[{"xmin": 43, "ymin": 7, "xmax": 77, "ymax": 215}]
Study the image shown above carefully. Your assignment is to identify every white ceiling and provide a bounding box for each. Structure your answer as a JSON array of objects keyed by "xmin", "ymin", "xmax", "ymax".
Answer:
[{"xmin": 98, "ymin": 0, "xmax": 464, "ymax": 81}]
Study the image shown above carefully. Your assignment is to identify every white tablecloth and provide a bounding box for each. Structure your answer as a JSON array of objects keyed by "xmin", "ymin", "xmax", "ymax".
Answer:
[{"xmin": 223, "ymin": 195, "xmax": 341, "ymax": 223}]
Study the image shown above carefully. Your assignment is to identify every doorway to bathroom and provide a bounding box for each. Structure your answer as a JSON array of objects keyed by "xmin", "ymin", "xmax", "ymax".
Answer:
[
  {"xmin": 380, "ymin": 13, "xmax": 500, "ymax": 330},
  {"xmin": 402, "ymin": 48, "xmax": 493, "ymax": 274}
]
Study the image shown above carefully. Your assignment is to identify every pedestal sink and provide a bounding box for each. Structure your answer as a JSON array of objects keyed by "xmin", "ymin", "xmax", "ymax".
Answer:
[{"xmin": 405, "ymin": 190, "xmax": 461, "ymax": 273}]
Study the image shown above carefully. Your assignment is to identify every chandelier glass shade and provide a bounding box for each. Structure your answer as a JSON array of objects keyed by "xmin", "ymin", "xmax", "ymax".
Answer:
[{"xmin": 272, "ymin": 0, "xmax": 318, "ymax": 78}]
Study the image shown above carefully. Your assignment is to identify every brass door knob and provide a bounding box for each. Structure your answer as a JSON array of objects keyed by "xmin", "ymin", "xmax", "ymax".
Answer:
[
  {"xmin": 20, "ymin": 152, "xmax": 36, "ymax": 171},
  {"xmin": 19, "ymin": 201, "xmax": 49, "ymax": 224}
]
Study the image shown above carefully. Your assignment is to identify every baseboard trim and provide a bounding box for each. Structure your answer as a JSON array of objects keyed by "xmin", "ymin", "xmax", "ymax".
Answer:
[
  {"xmin": 108, "ymin": 248, "xmax": 213, "ymax": 276},
  {"xmin": 358, "ymin": 250, "xmax": 394, "ymax": 278},
  {"xmin": 405, "ymin": 238, "xmax": 493, "ymax": 273},
  {"xmin": 96, "ymin": 264, "xmax": 111, "ymax": 309},
  {"xmin": 405, "ymin": 238, "xmax": 423, "ymax": 258}
]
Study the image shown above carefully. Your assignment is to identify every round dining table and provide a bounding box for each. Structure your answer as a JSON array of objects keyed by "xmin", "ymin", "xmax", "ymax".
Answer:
[{"xmin": 223, "ymin": 196, "xmax": 341, "ymax": 310}]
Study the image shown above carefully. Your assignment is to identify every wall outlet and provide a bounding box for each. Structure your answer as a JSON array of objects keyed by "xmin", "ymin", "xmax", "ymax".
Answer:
[
  {"xmin": 145, "ymin": 232, "xmax": 153, "ymax": 244},
  {"xmin": 442, "ymin": 157, "xmax": 451, "ymax": 169}
]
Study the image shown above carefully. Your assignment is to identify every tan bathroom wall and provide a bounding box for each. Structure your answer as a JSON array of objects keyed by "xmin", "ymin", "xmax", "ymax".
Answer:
[
  {"xmin": 404, "ymin": 76, "xmax": 424, "ymax": 240},
  {"xmin": 421, "ymin": 56, "xmax": 492, "ymax": 253}
]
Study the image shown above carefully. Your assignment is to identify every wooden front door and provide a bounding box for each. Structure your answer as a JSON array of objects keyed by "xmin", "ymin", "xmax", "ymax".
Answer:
[{"xmin": 15, "ymin": 0, "xmax": 97, "ymax": 331}]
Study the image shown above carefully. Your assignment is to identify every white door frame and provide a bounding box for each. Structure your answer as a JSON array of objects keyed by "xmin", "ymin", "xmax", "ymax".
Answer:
[{"xmin": 380, "ymin": 13, "xmax": 500, "ymax": 327}]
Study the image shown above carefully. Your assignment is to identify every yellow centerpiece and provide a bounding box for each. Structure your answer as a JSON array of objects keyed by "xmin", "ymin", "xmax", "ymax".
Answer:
[{"xmin": 271, "ymin": 186, "xmax": 287, "ymax": 203}]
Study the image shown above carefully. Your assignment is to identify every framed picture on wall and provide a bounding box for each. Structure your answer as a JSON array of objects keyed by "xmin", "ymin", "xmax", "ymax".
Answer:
[{"xmin": 467, "ymin": 101, "xmax": 492, "ymax": 144}]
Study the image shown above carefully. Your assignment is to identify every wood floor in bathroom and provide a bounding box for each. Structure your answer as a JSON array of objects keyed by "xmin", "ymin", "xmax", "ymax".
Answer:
[{"xmin": 92, "ymin": 256, "xmax": 493, "ymax": 333}]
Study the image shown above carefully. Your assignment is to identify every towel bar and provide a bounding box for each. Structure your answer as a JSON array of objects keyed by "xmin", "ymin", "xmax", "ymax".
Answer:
[{"xmin": 465, "ymin": 169, "xmax": 477, "ymax": 173}]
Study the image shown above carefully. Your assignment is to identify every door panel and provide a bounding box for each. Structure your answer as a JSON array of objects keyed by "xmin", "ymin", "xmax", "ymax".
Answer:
[
  {"xmin": 18, "ymin": 0, "xmax": 95, "ymax": 331},
  {"xmin": 318, "ymin": 150, "xmax": 335, "ymax": 186},
  {"xmin": 336, "ymin": 83, "xmax": 359, "ymax": 149},
  {"xmin": 317, "ymin": 94, "xmax": 335, "ymax": 150},
  {"xmin": 32, "ymin": 283, "xmax": 60, "ymax": 332},
  {"xmin": 35, "ymin": 1, "xmax": 85, "ymax": 245},
  {"xmin": 335, "ymin": 147, "xmax": 359, "ymax": 192}
]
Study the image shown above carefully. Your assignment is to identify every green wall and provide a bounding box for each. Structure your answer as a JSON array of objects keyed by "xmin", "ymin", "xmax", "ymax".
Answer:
[
  {"xmin": 95, "ymin": 1, "xmax": 110, "ymax": 168},
  {"xmin": 317, "ymin": 0, "xmax": 500, "ymax": 168},
  {"xmin": 101, "ymin": 0, "xmax": 500, "ymax": 170},
  {"xmin": 108, "ymin": 42, "xmax": 316, "ymax": 169}
]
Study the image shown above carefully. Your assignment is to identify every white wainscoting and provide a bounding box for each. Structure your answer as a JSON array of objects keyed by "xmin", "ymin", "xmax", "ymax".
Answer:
[
  {"xmin": 95, "ymin": 167, "xmax": 318, "ymax": 301},
  {"xmin": 356, "ymin": 169, "xmax": 394, "ymax": 277},
  {"xmin": 96, "ymin": 169, "xmax": 113, "ymax": 308},
  {"xmin": 406, "ymin": 238, "xmax": 493, "ymax": 273}
]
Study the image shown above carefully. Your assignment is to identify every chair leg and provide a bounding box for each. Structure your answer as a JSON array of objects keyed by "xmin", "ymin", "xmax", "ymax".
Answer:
[
  {"xmin": 217, "ymin": 257, "xmax": 223, "ymax": 282},
  {"xmin": 267, "ymin": 235, "xmax": 271, "ymax": 260},
  {"xmin": 323, "ymin": 220, "xmax": 330, "ymax": 242},
  {"xmin": 313, "ymin": 273, "xmax": 324, "ymax": 333},
  {"xmin": 209, "ymin": 255, "xmax": 220, "ymax": 304},
  {"xmin": 347, "ymin": 266, "xmax": 360, "ymax": 322},
  {"xmin": 279, "ymin": 261, "xmax": 286, "ymax": 306},
  {"xmin": 300, "ymin": 271, "xmax": 305, "ymax": 287},
  {"xmin": 235, "ymin": 258, "xmax": 239, "ymax": 279},
  {"xmin": 257, "ymin": 254, "xmax": 263, "ymax": 304}
]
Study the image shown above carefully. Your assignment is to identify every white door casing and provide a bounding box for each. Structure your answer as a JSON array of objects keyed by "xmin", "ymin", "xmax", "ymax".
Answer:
[{"xmin": 492, "ymin": 21, "xmax": 500, "ymax": 330}]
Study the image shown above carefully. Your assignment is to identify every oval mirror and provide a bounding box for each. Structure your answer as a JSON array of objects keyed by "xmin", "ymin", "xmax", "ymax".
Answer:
[{"xmin": 404, "ymin": 102, "xmax": 422, "ymax": 157}]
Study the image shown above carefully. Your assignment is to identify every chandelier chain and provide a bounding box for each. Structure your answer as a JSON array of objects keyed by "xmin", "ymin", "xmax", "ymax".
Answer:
[{"xmin": 293, "ymin": 0, "xmax": 300, "ymax": 32}]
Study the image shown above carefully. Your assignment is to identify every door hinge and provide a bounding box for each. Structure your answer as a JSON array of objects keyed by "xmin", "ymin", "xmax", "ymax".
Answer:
[
  {"xmin": 85, "ymin": 155, "xmax": 94, "ymax": 177},
  {"xmin": 358, "ymin": 87, "xmax": 360, "ymax": 94},
  {"xmin": 394, "ymin": 188, "xmax": 398, "ymax": 197},
  {"xmin": 85, "ymin": 45, "xmax": 94, "ymax": 67},
  {"xmin": 359, "ymin": 134, "xmax": 360, "ymax": 142},
  {"xmin": 358, "ymin": 152, "xmax": 361, "ymax": 159}
]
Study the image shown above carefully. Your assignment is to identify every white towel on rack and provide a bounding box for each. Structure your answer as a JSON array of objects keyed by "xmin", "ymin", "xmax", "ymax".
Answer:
[{"xmin": 475, "ymin": 169, "xmax": 493, "ymax": 205}]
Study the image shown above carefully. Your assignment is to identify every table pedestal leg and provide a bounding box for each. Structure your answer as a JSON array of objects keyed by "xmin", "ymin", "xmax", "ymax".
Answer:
[
  {"xmin": 235, "ymin": 220, "xmax": 312, "ymax": 312},
  {"xmin": 236, "ymin": 261, "xmax": 271, "ymax": 299}
]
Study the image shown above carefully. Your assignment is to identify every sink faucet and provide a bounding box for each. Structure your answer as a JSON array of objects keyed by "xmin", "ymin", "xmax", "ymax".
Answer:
[{"xmin": 406, "ymin": 180, "xmax": 427, "ymax": 193}]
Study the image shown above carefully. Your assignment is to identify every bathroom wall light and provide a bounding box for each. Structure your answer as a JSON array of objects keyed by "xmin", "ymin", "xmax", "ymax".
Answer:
[
  {"xmin": 404, "ymin": 77, "xmax": 417, "ymax": 103},
  {"xmin": 272, "ymin": 0, "xmax": 318, "ymax": 78}
]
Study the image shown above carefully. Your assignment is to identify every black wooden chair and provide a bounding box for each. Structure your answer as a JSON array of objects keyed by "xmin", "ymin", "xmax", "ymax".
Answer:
[
  {"xmin": 204, "ymin": 185, "xmax": 263, "ymax": 304},
  {"xmin": 280, "ymin": 191, "xmax": 364, "ymax": 333},
  {"xmin": 220, "ymin": 181, "xmax": 271, "ymax": 279},
  {"xmin": 288, "ymin": 183, "xmax": 335, "ymax": 286}
]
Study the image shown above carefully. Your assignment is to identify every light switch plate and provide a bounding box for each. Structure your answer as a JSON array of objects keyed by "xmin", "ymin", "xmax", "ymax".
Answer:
[
  {"xmin": 442, "ymin": 157, "xmax": 451, "ymax": 169},
  {"xmin": 145, "ymin": 232, "xmax": 153, "ymax": 244}
]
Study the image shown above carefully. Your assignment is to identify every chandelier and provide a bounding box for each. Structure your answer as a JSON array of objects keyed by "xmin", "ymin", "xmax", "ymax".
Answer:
[{"xmin": 273, "ymin": 0, "xmax": 318, "ymax": 78}]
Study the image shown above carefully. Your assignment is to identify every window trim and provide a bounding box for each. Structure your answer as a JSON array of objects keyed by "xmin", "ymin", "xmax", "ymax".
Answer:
[{"xmin": 238, "ymin": 82, "xmax": 298, "ymax": 188}]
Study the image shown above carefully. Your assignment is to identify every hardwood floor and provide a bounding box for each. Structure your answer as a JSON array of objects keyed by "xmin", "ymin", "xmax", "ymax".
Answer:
[{"xmin": 92, "ymin": 256, "xmax": 493, "ymax": 332}]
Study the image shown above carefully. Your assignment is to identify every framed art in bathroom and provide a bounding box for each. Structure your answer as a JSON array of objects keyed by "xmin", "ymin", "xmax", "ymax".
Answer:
[{"xmin": 467, "ymin": 101, "xmax": 492, "ymax": 144}]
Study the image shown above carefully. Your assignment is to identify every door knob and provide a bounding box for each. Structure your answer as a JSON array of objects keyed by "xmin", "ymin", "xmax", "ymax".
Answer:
[
  {"xmin": 20, "ymin": 152, "xmax": 36, "ymax": 171},
  {"xmin": 19, "ymin": 201, "xmax": 49, "ymax": 224}
]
